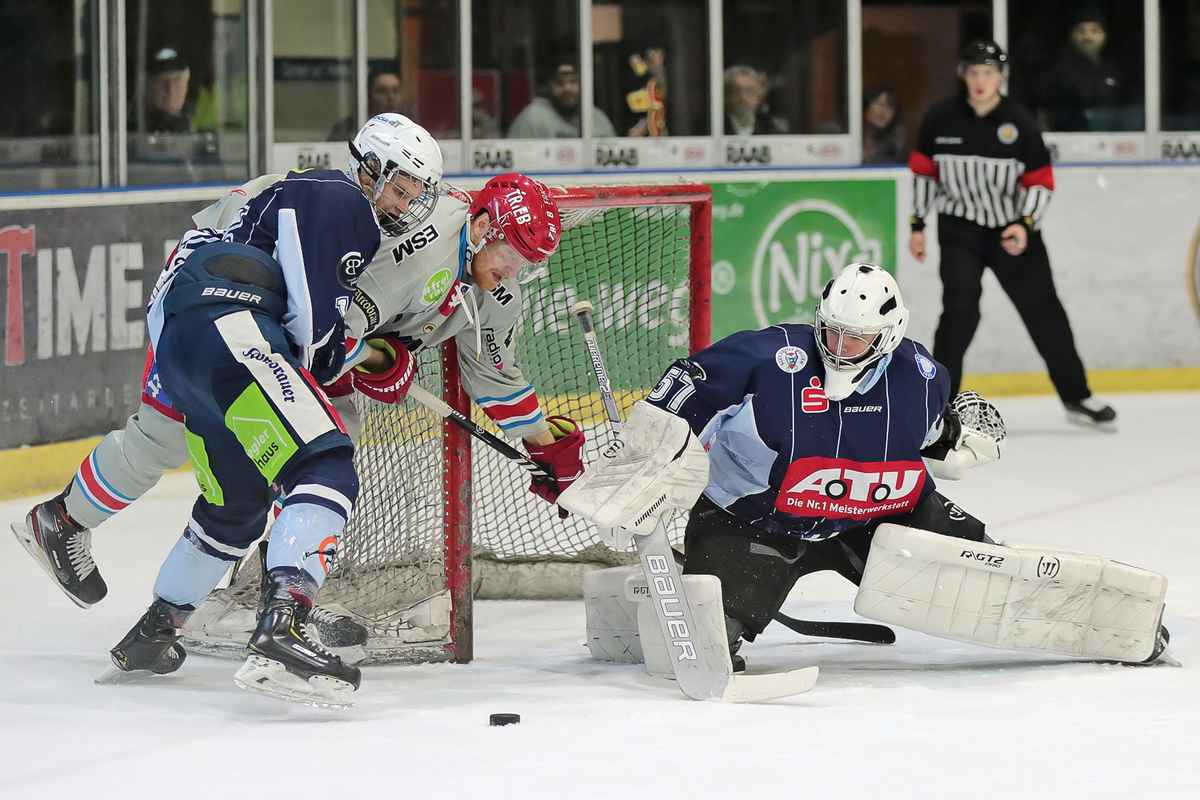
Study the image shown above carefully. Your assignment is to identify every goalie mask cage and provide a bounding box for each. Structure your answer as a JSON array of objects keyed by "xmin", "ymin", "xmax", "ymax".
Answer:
[{"xmin": 182, "ymin": 183, "xmax": 712, "ymax": 665}]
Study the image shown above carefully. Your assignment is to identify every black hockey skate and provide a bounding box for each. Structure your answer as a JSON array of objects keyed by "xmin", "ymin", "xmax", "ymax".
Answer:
[
  {"xmin": 234, "ymin": 568, "xmax": 361, "ymax": 708},
  {"xmin": 10, "ymin": 493, "xmax": 107, "ymax": 607},
  {"xmin": 97, "ymin": 599, "xmax": 190, "ymax": 684},
  {"xmin": 1064, "ymin": 397, "xmax": 1117, "ymax": 430}
]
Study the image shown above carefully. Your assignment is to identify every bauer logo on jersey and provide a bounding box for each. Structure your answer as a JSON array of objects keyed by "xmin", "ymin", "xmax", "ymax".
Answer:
[
  {"xmin": 337, "ymin": 251, "xmax": 365, "ymax": 289},
  {"xmin": 775, "ymin": 345, "xmax": 807, "ymax": 373},
  {"xmin": 774, "ymin": 456, "xmax": 927, "ymax": 519},
  {"xmin": 915, "ymin": 353, "xmax": 937, "ymax": 380},
  {"xmin": 997, "ymin": 123, "xmax": 1019, "ymax": 145}
]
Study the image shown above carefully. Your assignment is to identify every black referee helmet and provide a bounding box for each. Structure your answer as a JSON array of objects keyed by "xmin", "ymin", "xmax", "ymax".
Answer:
[{"xmin": 960, "ymin": 39, "xmax": 1008, "ymax": 69}]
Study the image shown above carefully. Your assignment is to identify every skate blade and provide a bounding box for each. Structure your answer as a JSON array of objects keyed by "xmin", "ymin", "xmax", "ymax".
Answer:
[
  {"xmin": 94, "ymin": 665, "xmax": 164, "ymax": 685},
  {"xmin": 233, "ymin": 655, "xmax": 356, "ymax": 710},
  {"xmin": 1065, "ymin": 412, "xmax": 1118, "ymax": 433},
  {"xmin": 10, "ymin": 521, "xmax": 91, "ymax": 610}
]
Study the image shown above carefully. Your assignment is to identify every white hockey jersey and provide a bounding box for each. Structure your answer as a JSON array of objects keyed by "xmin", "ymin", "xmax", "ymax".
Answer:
[{"xmin": 343, "ymin": 189, "xmax": 548, "ymax": 441}]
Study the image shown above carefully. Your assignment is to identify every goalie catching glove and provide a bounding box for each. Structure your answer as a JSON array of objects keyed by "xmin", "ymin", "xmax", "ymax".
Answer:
[
  {"xmin": 922, "ymin": 391, "xmax": 1006, "ymax": 480},
  {"xmin": 525, "ymin": 416, "xmax": 585, "ymax": 517},
  {"xmin": 351, "ymin": 335, "xmax": 415, "ymax": 404},
  {"xmin": 559, "ymin": 401, "xmax": 709, "ymax": 535}
]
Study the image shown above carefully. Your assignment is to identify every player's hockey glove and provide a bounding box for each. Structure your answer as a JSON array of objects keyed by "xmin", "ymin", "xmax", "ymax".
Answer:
[
  {"xmin": 309, "ymin": 318, "xmax": 348, "ymax": 384},
  {"xmin": 352, "ymin": 335, "xmax": 415, "ymax": 404},
  {"xmin": 525, "ymin": 416, "xmax": 585, "ymax": 518},
  {"xmin": 321, "ymin": 370, "xmax": 355, "ymax": 399}
]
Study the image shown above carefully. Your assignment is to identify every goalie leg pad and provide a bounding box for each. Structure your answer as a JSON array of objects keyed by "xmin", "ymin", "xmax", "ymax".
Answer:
[
  {"xmin": 853, "ymin": 523, "xmax": 1167, "ymax": 663},
  {"xmin": 582, "ymin": 565, "xmax": 734, "ymax": 679}
]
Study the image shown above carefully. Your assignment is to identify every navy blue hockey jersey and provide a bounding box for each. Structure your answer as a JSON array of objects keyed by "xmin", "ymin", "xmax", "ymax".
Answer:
[
  {"xmin": 224, "ymin": 169, "xmax": 380, "ymax": 369},
  {"xmin": 647, "ymin": 323, "xmax": 951, "ymax": 541},
  {"xmin": 147, "ymin": 169, "xmax": 380, "ymax": 376}
]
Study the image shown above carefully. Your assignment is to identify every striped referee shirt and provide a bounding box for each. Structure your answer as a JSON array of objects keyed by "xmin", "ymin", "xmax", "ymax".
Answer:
[{"xmin": 909, "ymin": 93, "xmax": 1054, "ymax": 231}]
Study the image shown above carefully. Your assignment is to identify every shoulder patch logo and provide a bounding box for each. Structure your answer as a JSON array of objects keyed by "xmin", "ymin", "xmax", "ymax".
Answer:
[
  {"xmin": 997, "ymin": 122, "xmax": 1019, "ymax": 145},
  {"xmin": 353, "ymin": 289, "xmax": 380, "ymax": 331},
  {"xmin": 422, "ymin": 267, "xmax": 454, "ymax": 304},
  {"xmin": 915, "ymin": 353, "xmax": 937, "ymax": 380},
  {"xmin": 775, "ymin": 345, "xmax": 807, "ymax": 373},
  {"xmin": 337, "ymin": 251, "xmax": 365, "ymax": 289}
]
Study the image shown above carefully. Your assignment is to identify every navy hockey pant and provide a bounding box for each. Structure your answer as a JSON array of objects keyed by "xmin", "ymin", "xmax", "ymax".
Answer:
[
  {"xmin": 156, "ymin": 304, "xmax": 354, "ymax": 559},
  {"xmin": 933, "ymin": 215, "xmax": 1090, "ymax": 403}
]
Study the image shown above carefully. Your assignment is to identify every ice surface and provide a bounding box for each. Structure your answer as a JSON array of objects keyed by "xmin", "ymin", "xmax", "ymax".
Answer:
[{"xmin": 2, "ymin": 393, "xmax": 1197, "ymax": 800}]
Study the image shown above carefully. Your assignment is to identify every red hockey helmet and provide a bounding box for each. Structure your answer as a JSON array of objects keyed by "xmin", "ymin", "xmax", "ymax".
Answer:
[{"xmin": 469, "ymin": 173, "xmax": 561, "ymax": 270}]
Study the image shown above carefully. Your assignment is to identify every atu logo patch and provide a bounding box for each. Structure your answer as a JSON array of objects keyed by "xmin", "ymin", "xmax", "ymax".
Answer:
[{"xmin": 774, "ymin": 456, "xmax": 926, "ymax": 519}]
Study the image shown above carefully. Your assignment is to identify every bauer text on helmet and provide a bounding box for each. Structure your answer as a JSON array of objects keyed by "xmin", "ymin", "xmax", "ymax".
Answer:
[
  {"xmin": 349, "ymin": 113, "xmax": 444, "ymax": 237},
  {"xmin": 469, "ymin": 173, "xmax": 561, "ymax": 279},
  {"xmin": 815, "ymin": 263, "xmax": 909, "ymax": 401}
]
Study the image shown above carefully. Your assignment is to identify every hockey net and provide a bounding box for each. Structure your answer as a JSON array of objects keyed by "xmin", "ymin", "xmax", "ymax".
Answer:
[{"xmin": 182, "ymin": 183, "xmax": 712, "ymax": 664}]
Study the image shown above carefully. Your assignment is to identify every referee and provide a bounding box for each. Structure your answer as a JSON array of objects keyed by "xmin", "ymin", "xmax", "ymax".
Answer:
[{"xmin": 908, "ymin": 39, "xmax": 1116, "ymax": 428}]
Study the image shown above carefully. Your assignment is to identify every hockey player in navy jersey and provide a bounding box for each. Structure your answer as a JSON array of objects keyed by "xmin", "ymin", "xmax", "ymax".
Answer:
[
  {"xmin": 562, "ymin": 263, "xmax": 1170, "ymax": 670},
  {"xmin": 90, "ymin": 113, "xmax": 444, "ymax": 705}
]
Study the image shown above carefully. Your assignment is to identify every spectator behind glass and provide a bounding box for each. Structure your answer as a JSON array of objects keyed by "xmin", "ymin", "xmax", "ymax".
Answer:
[
  {"xmin": 723, "ymin": 65, "xmax": 787, "ymax": 135},
  {"xmin": 143, "ymin": 47, "xmax": 192, "ymax": 133},
  {"xmin": 328, "ymin": 69, "xmax": 411, "ymax": 141},
  {"xmin": 862, "ymin": 86, "xmax": 904, "ymax": 164},
  {"xmin": 1038, "ymin": 7, "xmax": 1133, "ymax": 131},
  {"xmin": 507, "ymin": 61, "xmax": 617, "ymax": 139}
]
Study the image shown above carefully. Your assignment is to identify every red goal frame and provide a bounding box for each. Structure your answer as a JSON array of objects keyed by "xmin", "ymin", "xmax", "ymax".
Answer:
[{"xmin": 440, "ymin": 183, "xmax": 713, "ymax": 663}]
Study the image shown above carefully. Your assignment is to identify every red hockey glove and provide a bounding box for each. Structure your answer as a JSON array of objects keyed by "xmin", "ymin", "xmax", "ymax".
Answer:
[
  {"xmin": 352, "ymin": 335, "xmax": 415, "ymax": 404},
  {"xmin": 525, "ymin": 416, "xmax": 585, "ymax": 518},
  {"xmin": 322, "ymin": 370, "xmax": 355, "ymax": 399}
]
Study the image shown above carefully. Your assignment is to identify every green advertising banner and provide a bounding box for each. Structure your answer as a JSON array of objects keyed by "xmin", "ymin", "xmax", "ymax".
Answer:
[{"xmin": 710, "ymin": 180, "xmax": 897, "ymax": 341}]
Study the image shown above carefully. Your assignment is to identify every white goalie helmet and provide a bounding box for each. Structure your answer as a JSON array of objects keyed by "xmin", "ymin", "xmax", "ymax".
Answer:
[
  {"xmin": 815, "ymin": 263, "xmax": 909, "ymax": 401},
  {"xmin": 348, "ymin": 113, "xmax": 443, "ymax": 236}
]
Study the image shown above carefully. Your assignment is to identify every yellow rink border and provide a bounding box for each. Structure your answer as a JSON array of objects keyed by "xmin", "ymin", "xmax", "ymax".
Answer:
[{"xmin": 2, "ymin": 367, "xmax": 1198, "ymax": 503}]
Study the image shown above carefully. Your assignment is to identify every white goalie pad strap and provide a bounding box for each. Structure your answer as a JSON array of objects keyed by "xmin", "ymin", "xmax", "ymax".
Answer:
[
  {"xmin": 853, "ymin": 524, "xmax": 1167, "ymax": 663},
  {"xmin": 559, "ymin": 401, "xmax": 709, "ymax": 534}
]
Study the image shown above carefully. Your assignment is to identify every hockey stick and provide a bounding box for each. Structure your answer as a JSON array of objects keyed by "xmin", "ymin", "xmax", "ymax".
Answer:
[
  {"xmin": 772, "ymin": 612, "xmax": 895, "ymax": 645},
  {"xmin": 570, "ymin": 300, "xmax": 817, "ymax": 702},
  {"xmin": 407, "ymin": 382, "xmax": 552, "ymax": 480}
]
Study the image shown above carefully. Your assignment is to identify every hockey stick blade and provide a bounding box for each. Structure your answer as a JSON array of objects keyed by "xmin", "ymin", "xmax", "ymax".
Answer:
[
  {"xmin": 635, "ymin": 521, "xmax": 817, "ymax": 702},
  {"xmin": 773, "ymin": 612, "xmax": 896, "ymax": 645},
  {"xmin": 721, "ymin": 666, "xmax": 820, "ymax": 703}
]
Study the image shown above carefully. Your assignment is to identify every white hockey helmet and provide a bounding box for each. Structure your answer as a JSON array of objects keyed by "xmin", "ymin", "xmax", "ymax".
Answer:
[
  {"xmin": 815, "ymin": 263, "xmax": 909, "ymax": 401},
  {"xmin": 348, "ymin": 113, "xmax": 443, "ymax": 236}
]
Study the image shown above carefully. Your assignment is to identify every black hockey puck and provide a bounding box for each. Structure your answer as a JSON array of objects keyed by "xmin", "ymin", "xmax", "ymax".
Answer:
[{"xmin": 489, "ymin": 713, "xmax": 520, "ymax": 727}]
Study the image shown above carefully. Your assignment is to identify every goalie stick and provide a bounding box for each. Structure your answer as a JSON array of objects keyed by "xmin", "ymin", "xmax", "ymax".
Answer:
[{"xmin": 570, "ymin": 300, "xmax": 817, "ymax": 702}]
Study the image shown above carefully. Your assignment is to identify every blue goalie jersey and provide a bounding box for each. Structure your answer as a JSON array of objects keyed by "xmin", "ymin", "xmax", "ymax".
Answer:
[{"xmin": 647, "ymin": 323, "xmax": 951, "ymax": 541}]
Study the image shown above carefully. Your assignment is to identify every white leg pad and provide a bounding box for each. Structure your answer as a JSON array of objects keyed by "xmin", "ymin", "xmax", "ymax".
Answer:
[
  {"xmin": 635, "ymin": 573, "xmax": 731, "ymax": 679},
  {"xmin": 583, "ymin": 566, "xmax": 645, "ymax": 664},
  {"xmin": 853, "ymin": 524, "xmax": 1167, "ymax": 663},
  {"xmin": 582, "ymin": 566, "xmax": 732, "ymax": 678}
]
